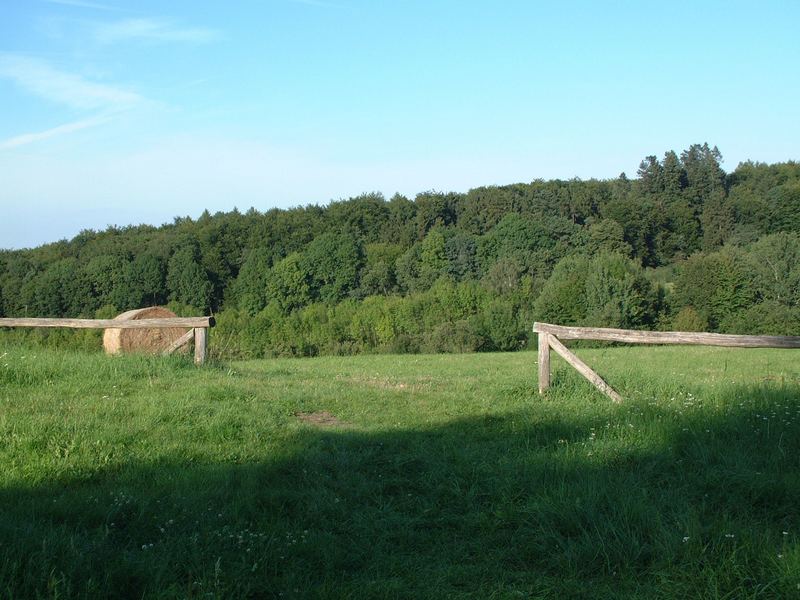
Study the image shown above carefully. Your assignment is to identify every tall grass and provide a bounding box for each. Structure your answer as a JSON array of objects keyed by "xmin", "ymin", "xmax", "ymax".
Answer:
[{"xmin": 0, "ymin": 343, "xmax": 799, "ymax": 598}]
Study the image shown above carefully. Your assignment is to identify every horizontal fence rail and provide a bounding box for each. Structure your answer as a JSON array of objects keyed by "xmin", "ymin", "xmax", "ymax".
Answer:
[
  {"xmin": 534, "ymin": 323, "xmax": 800, "ymax": 349},
  {"xmin": 534, "ymin": 322, "xmax": 800, "ymax": 402},
  {"xmin": 0, "ymin": 316, "xmax": 215, "ymax": 364},
  {"xmin": 0, "ymin": 317, "xmax": 215, "ymax": 330}
]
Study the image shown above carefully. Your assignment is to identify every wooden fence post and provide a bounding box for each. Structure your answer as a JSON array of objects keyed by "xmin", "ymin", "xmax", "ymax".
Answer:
[
  {"xmin": 547, "ymin": 334, "xmax": 622, "ymax": 403},
  {"xmin": 194, "ymin": 327, "xmax": 207, "ymax": 365},
  {"xmin": 538, "ymin": 332, "xmax": 551, "ymax": 394}
]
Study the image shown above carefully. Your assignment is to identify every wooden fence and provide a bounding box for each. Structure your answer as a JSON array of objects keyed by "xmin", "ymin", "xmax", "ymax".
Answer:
[
  {"xmin": 534, "ymin": 322, "xmax": 800, "ymax": 403},
  {"xmin": 0, "ymin": 316, "xmax": 215, "ymax": 365}
]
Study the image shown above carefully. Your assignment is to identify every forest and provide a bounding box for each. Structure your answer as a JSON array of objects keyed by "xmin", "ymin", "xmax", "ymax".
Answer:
[{"xmin": 1, "ymin": 143, "xmax": 799, "ymax": 357}]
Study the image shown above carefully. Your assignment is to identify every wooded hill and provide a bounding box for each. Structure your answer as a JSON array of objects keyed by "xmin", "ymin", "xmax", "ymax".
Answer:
[{"xmin": 2, "ymin": 143, "xmax": 799, "ymax": 357}]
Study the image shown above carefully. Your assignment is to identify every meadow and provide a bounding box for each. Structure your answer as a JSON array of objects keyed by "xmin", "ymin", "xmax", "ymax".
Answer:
[{"xmin": 1, "ymin": 343, "xmax": 799, "ymax": 599}]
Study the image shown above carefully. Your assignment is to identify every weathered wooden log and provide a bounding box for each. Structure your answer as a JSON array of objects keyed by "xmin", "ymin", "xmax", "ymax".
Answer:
[
  {"xmin": 533, "ymin": 323, "xmax": 800, "ymax": 349},
  {"xmin": 538, "ymin": 332, "xmax": 551, "ymax": 394},
  {"xmin": 163, "ymin": 329, "xmax": 196, "ymax": 356},
  {"xmin": 0, "ymin": 316, "xmax": 215, "ymax": 329},
  {"xmin": 194, "ymin": 327, "xmax": 208, "ymax": 365},
  {"xmin": 547, "ymin": 334, "xmax": 623, "ymax": 403}
]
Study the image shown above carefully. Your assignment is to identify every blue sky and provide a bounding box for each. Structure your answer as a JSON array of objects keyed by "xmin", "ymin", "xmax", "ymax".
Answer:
[{"xmin": 1, "ymin": 0, "xmax": 798, "ymax": 249}]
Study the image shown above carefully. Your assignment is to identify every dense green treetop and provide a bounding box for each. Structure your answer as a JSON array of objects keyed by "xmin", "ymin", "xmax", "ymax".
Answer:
[{"xmin": 2, "ymin": 145, "xmax": 798, "ymax": 356}]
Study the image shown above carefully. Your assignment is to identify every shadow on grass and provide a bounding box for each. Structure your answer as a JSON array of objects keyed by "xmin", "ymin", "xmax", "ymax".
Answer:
[{"xmin": 1, "ymin": 385, "xmax": 799, "ymax": 599}]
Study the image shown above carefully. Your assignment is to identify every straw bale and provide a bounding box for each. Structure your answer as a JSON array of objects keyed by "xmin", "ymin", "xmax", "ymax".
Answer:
[{"xmin": 103, "ymin": 307, "xmax": 190, "ymax": 355}]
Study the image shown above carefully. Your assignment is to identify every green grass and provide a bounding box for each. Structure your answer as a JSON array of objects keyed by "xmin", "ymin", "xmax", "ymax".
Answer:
[{"xmin": 1, "ymin": 343, "xmax": 799, "ymax": 599}]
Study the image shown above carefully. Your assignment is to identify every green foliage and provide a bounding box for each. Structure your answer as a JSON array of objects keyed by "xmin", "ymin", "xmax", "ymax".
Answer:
[
  {"xmin": 325, "ymin": 192, "xmax": 390, "ymax": 242},
  {"xmin": 481, "ymin": 257, "xmax": 524, "ymax": 297},
  {"xmin": 3, "ymin": 146, "xmax": 799, "ymax": 356},
  {"xmin": 535, "ymin": 253, "xmax": 661, "ymax": 328},
  {"xmin": 418, "ymin": 227, "xmax": 448, "ymax": 282},
  {"xmin": 602, "ymin": 194, "xmax": 659, "ymax": 266},
  {"xmin": 584, "ymin": 253, "xmax": 661, "ymax": 328},
  {"xmin": 478, "ymin": 213, "xmax": 581, "ymax": 278},
  {"xmin": 534, "ymin": 255, "xmax": 592, "ymax": 325},
  {"xmin": 586, "ymin": 219, "xmax": 632, "ymax": 256},
  {"xmin": 746, "ymin": 232, "xmax": 800, "ymax": 307},
  {"xmin": 681, "ymin": 143, "xmax": 726, "ymax": 208},
  {"xmin": 766, "ymin": 181, "xmax": 800, "ymax": 232},
  {"xmin": 474, "ymin": 298, "xmax": 527, "ymax": 351},
  {"xmin": 166, "ymin": 244, "xmax": 213, "ymax": 311},
  {"xmin": 112, "ymin": 253, "xmax": 167, "ymax": 310},
  {"xmin": 656, "ymin": 198, "xmax": 700, "ymax": 261},
  {"xmin": 672, "ymin": 249, "xmax": 757, "ymax": 330},
  {"xmin": 267, "ymin": 253, "xmax": 312, "ymax": 313},
  {"xmin": 356, "ymin": 243, "xmax": 404, "ymax": 298},
  {"xmin": 84, "ymin": 255, "xmax": 127, "ymax": 309},
  {"xmin": 701, "ymin": 194, "xmax": 735, "ymax": 251},
  {"xmin": 443, "ymin": 230, "xmax": 479, "ymax": 281},
  {"xmin": 414, "ymin": 191, "xmax": 457, "ymax": 238},
  {"xmin": 234, "ymin": 247, "xmax": 272, "ymax": 315},
  {"xmin": 720, "ymin": 301, "xmax": 800, "ymax": 335},
  {"xmin": 34, "ymin": 258, "xmax": 93, "ymax": 317},
  {"xmin": 395, "ymin": 228, "xmax": 448, "ymax": 294},
  {"xmin": 671, "ymin": 306, "xmax": 708, "ymax": 332},
  {"xmin": 457, "ymin": 185, "xmax": 524, "ymax": 234},
  {"xmin": 301, "ymin": 232, "xmax": 364, "ymax": 304}
]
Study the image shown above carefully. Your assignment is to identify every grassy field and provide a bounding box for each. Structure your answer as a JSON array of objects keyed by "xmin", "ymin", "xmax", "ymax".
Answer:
[{"xmin": 1, "ymin": 343, "xmax": 799, "ymax": 599}]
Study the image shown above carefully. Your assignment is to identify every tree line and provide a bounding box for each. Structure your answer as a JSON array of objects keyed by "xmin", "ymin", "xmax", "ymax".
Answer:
[{"xmin": 1, "ymin": 143, "xmax": 799, "ymax": 356}]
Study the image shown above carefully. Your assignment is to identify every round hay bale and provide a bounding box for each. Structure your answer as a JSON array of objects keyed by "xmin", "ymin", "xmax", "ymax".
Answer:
[{"xmin": 103, "ymin": 307, "xmax": 190, "ymax": 355}]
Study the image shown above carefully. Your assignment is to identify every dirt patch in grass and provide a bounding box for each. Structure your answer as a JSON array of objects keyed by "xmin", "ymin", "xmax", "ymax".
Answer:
[{"xmin": 294, "ymin": 411, "xmax": 350, "ymax": 428}]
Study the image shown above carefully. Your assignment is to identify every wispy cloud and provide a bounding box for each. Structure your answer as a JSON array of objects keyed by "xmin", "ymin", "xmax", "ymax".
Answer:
[
  {"xmin": 0, "ymin": 54, "xmax": 144, "ymax": 149},
  {"xmin": 0, "ymin": 115, "xmax": 111, "ymax": 150},
  {"xmin": 93, "ymin": 18, "xmax": 220, "ymax": 44},
  {"xmin": 44, "ymin": 0, "xmax": 120, "ymax": 11},
  {"xmin": 0, "ymin": 53, "xmax": 142, "ymax": 110}
]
